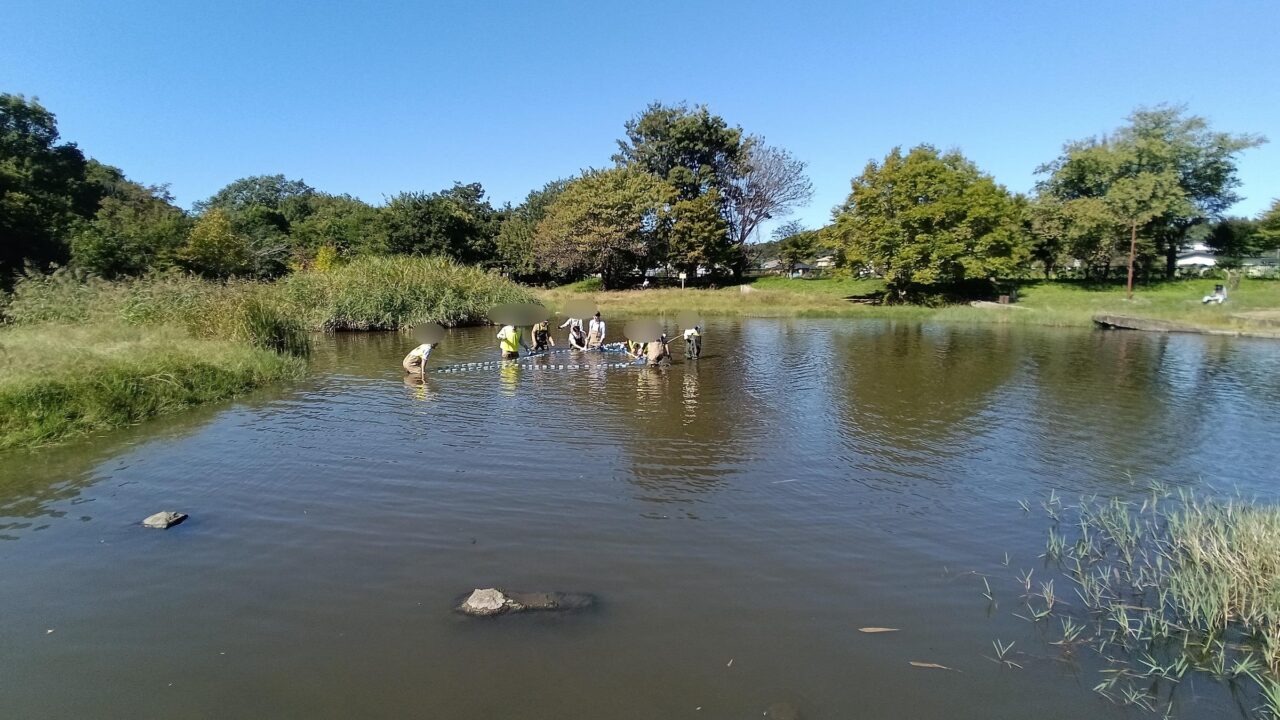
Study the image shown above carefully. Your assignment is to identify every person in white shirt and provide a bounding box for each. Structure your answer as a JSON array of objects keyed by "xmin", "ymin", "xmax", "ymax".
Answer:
[
  {"xmin": 402, "ymin": 342, "xmax": 437, "ymax": 374},
  {"xmin": 559, "ymin": 317, "xmax": 583, "ymax": 333},
  {"xmin": 586, "ymin": 312, "xmax": 606, "ymax": 348}
]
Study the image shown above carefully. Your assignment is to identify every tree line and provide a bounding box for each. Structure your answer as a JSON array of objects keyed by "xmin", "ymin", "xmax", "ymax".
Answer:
[
  {"xmin": 824, "ymin": 106, "xmax": 1276, "ymax": 299},
  {"xmin": 0, "ymin": 95, "xmax": 813, "ymax": 289},
  {"xmin": 3, "ymin": 92, "xmax": 1277, "ymax": 296}
]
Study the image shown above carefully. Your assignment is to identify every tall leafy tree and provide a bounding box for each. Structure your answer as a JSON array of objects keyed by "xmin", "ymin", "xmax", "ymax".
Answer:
[
  {"xmin": 70, "ymin": 169, "xmax": 190, "ymax": 278},
  {"xmin": 378, "ymin": 182, "xmax": 499, "ymax": 264},
  {"xmin": 533, "ymin": 168, "xmax": 672, "ymax": 289},
  {"xmin": 830, "ymin": 145, "xmax": 1028, "ymax": 299},
  {"xmin": 0, "ymin": 94, "xmax": 100, "ymax": 284},
  {"xmin": 667, "ymin": 188, "xmax": 729, "ymax": 277},
  {"xmin": 613, "ymin": 102, "xmax": 744, "ymax": 200},
  {"xmin": 1037, "ymin": 105, "xmax": 1264, "ymax": 278},
  {"xmin": 1256, "ymin": 199, "xmax": 1280, "ymax": 254},
  {"xmin": 289, "ymin": 193, "xmax": 381, "ymax": 258},
  {"xmin": 179, "ymin": 207, "xmax": 253, "ymax": 278},
  {"xmin": 494, "ymin": 179, "xmax": 570, "ymax": 278}
]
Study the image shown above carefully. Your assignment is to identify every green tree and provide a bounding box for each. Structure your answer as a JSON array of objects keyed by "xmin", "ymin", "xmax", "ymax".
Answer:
[
  {"xmin": 494, "ymin": 179, "xmax": 570, "ymax": 278},
  {"xmin": 289, "ymin": 193, "xmax": 381, "ymax": 259},
  {"xmin": 533, "ymin": 168, "xmax": 672, "ymax": 289},
  {"xmin": 70, "ymin": 179, "xmax": 189, "ymax": 278},
  {"xmin": 179, "ymin": 207, "xmax": 253, "ymax": 278},
  {"xmin": 613, "ymin": 102, "xmax": 744, "ymax": 200},
  {"xmin": 667, "ymin": 187, "xmax": 729, "ymax": 277},
  {"xmin": 194, "ymin": 174, "xmax": 316, "ymax": 220},
  {"xmin": 1037, "ymin": 105, "xmax": 1264, "ymax": 278},
  {"xmin": 1205, "ymin": 217, "xmax": 1259, "ymax": 266},
  {"xmin": 830, "ymin": 145, "xmax": 1029, "ymax": 299},
  {"xmin": 777, "ymin": 225, "xmax": 819, "ymax": 275},
  {"xmin": 0, "ymin": 94, "xmax": 100, "ymax": 284},
  {"xmin": 1256, "ymin": 199, "xmax": 1280, "ymax": 253},
  {"xmin": 378, "ymin": 182, "xmax": 499, "ymax": 264}
]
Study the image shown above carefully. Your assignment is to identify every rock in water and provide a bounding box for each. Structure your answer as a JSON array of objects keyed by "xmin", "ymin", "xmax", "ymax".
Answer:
[
  {"xmin": 460, "ymin": 588, "xmax": 509, "ymax": 616},
  {"xmin": 457, "ymin": 588, "xmax": 597, "ymax": 617},
  {"xmin": 142, "ymin": 511, "xmax": 187, "ymax": 529}
]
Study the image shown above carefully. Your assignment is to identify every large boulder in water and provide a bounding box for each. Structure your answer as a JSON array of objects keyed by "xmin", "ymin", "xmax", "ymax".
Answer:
[{"xmin": 457, "ymin": 588, "xmax": 596, "ymax": 617}]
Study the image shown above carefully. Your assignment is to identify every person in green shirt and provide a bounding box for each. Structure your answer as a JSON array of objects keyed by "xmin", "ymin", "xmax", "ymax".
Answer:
[{"xmin": 496, "ymin": 324, "xmax": 530, "ymax": 360}]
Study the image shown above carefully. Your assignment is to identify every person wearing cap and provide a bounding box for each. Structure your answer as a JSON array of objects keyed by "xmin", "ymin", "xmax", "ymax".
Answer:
[
  {"xmin": 683, "ymin": 325, "xmax": 702, "ymax": 359},
  {"xmin": 586, "ymin": 312, "xmax": 606, "ymax": 349},
  {"xmin": 402, "ymin": 342, "xmax": 438, "ymax": 374},
  {"xmin": 496, "ymin": 324, "xmax": 530, "ymax": 360}
]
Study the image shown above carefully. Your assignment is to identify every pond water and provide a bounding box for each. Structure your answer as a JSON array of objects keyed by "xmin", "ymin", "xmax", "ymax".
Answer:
[{"xmin": 3, "ymin": 320, "xmax": 1280, "ymax": 719}]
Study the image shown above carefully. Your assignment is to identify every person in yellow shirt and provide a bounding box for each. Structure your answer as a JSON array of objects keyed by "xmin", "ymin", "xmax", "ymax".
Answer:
[{"xmin": 496, "ymin": 324, "xmax": 530, "ymax": 360}]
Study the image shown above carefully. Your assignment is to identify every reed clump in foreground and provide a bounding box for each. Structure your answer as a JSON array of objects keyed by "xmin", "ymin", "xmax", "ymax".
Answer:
[{"xmin": 1005, "ymin": 486, "xmax": 1280, "ymax": 717}]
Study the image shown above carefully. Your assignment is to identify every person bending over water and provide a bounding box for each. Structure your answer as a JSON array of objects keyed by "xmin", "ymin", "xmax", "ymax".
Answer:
[
  {"xmin": 645, "ymin": 333, "xmax": 672, "ymax": 367},
  {"xmin": 496, "ymin": 324, "xmax": 531, "ymax": 359},
  {"xmin": 532, "ymin": 320, "xmax": 555, "ymax": 352},
  {"xmin": 402, "ymin": 342, "xmax": 437, "ymax": 374},
  {"xmin": 568, "ymin": 323, "xmax": 588, "ymax": 351}
]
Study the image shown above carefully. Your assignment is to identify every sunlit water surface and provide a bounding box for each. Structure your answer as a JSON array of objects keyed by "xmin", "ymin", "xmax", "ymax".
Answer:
[{"xmin": 3, "ymin": 320, "xmax": 1279, "ymax": 719}]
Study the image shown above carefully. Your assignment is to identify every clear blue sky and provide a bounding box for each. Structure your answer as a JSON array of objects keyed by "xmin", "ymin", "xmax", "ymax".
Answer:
[{"xmin": 5, "ymin": 0, "xmax": 1278, "ymax": 238}]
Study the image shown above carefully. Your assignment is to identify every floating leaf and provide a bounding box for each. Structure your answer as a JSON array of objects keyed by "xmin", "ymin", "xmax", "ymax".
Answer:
[
  {"xmin": 859, "ymin": 627, "xmax": 900, "ymax": 633},
  {"xmin": 909, "ymin": 661, "xmax": 956, "ymax": 671}
]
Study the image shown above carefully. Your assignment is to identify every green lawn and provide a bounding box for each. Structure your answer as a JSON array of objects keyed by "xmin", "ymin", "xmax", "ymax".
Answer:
[{"xmin": 538, "ymin": 276, "xmax": 1280, "ymax": 333}]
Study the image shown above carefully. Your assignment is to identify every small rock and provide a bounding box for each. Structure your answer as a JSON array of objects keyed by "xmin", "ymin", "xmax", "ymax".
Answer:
[
  {"xmin": 456, "ymin": 588, "xmax": 597, "ymax": 616},
  {"xmin": 142, "ymin": 512, "xmax": 187, "ymax": 529},
  {"xmin": 459, "ymin": 588, "xmax": 509, "ymax": 616}
]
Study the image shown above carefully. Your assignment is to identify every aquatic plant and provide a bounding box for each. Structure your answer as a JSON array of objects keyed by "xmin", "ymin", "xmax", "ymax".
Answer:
[{"xmin": 1001, "ymin": 486, "xmax": 1280, "ymax": 717}]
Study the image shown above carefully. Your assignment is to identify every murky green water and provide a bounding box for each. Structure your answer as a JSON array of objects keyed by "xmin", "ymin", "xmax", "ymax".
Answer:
[{"xmin": 2, "ymin": 320, "xmax": 1279, "ymax": 719}]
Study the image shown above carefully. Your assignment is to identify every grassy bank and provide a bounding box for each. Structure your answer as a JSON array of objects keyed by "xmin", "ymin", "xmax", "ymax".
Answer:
[
  {"xmin": 538, "ymin": 276, "xmax": 1280, "ymax": 333},
  {"xmin": 0, "ymin": 256, "xmax": 529, "ymax": 449},
  {"xmin": 0, "ymin": 322, "xmax": 303, "ymax": 450}
]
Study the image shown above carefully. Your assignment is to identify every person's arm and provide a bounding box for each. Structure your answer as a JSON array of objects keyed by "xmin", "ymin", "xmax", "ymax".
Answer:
[{"xmin": 559, "ymin": 318, "xmax": 572, "ymax": 329}]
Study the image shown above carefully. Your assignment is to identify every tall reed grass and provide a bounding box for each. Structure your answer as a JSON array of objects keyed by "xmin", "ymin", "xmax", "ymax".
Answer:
[
  {"xmin": 1006, "ymin": 487, "xmax": 1280, "ymax": 717},
  {"xmin": 279, "ymin": 255, "xmax": 534, "ymax": 330}
]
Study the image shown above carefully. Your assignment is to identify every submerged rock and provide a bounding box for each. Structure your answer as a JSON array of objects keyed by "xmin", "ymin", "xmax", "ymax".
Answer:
[
  {"xmin": 142, "ymin": 511, "xmax": 187, "ymax": 529},
  {"xmin": 456, "ymin": 588, "xmax": 596, "ymax": 617}
]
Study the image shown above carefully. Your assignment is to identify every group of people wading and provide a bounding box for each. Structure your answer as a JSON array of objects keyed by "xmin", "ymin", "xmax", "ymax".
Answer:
[{"xmin": 401, "ymin": 310, "xmax": 703, "ymax": 374}]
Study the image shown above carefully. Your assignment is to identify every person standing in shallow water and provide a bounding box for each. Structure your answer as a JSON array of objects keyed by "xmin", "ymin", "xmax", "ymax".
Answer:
[
  {"xmin": 531, "ymin": 320, "xmax": 554, "ymax": 352},
  {"xmin": 587, "ymin": 312, "xmax": 606, "ymax": 349},
  {"xmin": 683, "ymin": 325, "xmax": 702, "ymax": 359},
  {"xmin": 496, "ymin": 324, "xmax": 530, "ymax": 360}
]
